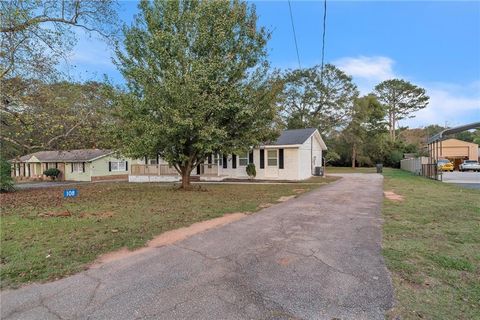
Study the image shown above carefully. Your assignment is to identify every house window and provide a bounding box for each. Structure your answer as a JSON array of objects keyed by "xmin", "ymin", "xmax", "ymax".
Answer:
[
  {"xmin": 72, "ymin": 163, "xmax": 84, "ymax": 173},
  {"xmin": 216, "ymin": 154, "xmax": 223, "ymax": 166},
  {"xmin": 267, "ymin": 150, "xmax": 277, "ymax": 166},
  {"xmin": 111, "ymin": 160, "xmax": 127, "ymax": 172},
  {"xmin": 239, "ymin": 153, "xmax": 249, "ymax": 166}
]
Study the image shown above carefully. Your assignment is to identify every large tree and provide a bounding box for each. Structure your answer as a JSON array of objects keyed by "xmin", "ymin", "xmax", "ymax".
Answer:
[
  {"xmin": 113, "ymin": 0, "xmax": 281, "ymax": 189},
  {"xmin": 373, "ymin": 79, "xmax": 429, "ymax": 141},
  {"xmin": 281, "ymin": 64, "xmax": 359, "ymax": 135},
  {"xmin": 341, "ymin": 95, "xmax": 387, "ymax": 167},
  {"xmin": 1, "ymin": 80, "xmax": 114, "ymax": 159},
  {"xmin": 1, "ymin": 0, "xmax": 118, "ymax": 157},
  {"xmin": 0, "ymin": 0, "xmax": 118, "ymax": 80}
]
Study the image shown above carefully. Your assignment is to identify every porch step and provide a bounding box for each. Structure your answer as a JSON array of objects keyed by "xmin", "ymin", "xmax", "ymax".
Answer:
[{"xmin": 189, "ymin": 176, "xmax": 201, "ymax": 182}]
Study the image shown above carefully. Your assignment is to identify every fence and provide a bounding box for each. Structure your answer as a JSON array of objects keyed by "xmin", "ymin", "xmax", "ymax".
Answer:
[
  {"xmin": 130, "ymin": 164, "xmax": 179, "ymax": 176},
  {"xmin": 421, "ymin": 163, "xmax": 441, "ymax": 180},
  {"xmin": 400, "ymin": 157, "xmax": 429, "ymax": 175},
  {"xmin": 199, "ymin": 164, "xmax": 219, "ymax": 176}
]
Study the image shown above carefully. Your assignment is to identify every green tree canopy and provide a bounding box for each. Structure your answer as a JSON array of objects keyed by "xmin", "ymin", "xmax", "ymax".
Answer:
[
  {"xmin": 0, "ymin": 80, "xmax": 114, "ymax": 159},
  {"xmin": 373, "ymin": 79, "xmax": 429, "ymax": 141},
  {"xmin": 113, "ymin": 0, "xmax": 281, "ymax": 188},
  {"xmin": 281, "ymin": 64, "xmax": 359, "ymax": 135},
  {"xmin": 342, "ymin": 95, "xmax": 387, "ymax": 167}
]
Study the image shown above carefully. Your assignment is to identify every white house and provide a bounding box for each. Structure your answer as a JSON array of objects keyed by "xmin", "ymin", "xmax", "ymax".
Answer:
[{"xmin": 130, "ymin": 128, "xmax": 327, "ymax": 182}]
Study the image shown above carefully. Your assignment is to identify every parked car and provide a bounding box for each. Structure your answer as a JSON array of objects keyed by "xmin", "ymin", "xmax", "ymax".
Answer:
[
  {"xmin": 437, "ymin": 159, "xmax": 454, "ymax": 172},
  {"xmin": 459, "ymin": 160, "xmax": 480, "ymax": 172}
]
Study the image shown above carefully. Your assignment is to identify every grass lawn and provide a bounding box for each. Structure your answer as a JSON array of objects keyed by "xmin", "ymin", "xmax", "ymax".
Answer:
[
  {"xmin": 0, "ymin": 179, "xmax": 336, "ymax": 288},
  {"xmin": 382, "ymin": 169, "xmax": 480, "ymax": 319},
  {"xmin": 326, "ymin": 166, "xmax": 378, "ymax": 174}
]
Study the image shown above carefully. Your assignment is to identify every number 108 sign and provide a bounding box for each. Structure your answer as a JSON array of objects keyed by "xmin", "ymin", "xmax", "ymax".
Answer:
[{"xmin": 63, "ymin": 189, "xmax": 78, "ymax": 198}]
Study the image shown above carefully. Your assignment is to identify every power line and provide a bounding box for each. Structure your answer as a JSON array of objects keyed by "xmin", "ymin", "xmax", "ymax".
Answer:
[
  {"xmin": 320, "ymin": 0, "xmax": 327, "ymax": 82},
  {"xmin": 288, "ymin": 0, "xmax": 301, "ymax": 69}
]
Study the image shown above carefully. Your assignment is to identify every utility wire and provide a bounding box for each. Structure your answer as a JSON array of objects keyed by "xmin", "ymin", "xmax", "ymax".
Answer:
[
  {"xmin": 288, "ymin": 0, "xmax": 301, "ymax": 69},
  {"xmin": 320, "ymin": 0, "xmax": 327, "ymax": 82}
]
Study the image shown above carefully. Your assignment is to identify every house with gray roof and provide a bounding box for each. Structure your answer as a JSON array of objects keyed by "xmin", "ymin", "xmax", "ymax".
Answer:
[
  {"xmin": 130, "ymin": 128, "xmax": 327, "ymax": 182},
  {"xmin": 11, "ymin": 149, "xmax": 135, "ymax": 182}
]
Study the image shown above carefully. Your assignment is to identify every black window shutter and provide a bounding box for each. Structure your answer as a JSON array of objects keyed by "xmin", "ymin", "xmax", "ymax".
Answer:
[
  {"xmin": 222, "ymin": 155, "xmax": 228, "ymax": 168},
  {"xmin": 156, "ymin": 154, "xmax": 159, "ymax": 164},
  {"xmin": 71, "ymin": 163, "xmax": 74, "ymax": 173},
  {"xmin": 260, "ymin": 150, "xmax": 265, "ymax": 169},
  {"xmin": 108, "ymin": 161, "xmax": 112, "ymax": 172},
  {"xmin": 125, "ymin": 161, "xmax": 128, "ymax": 171},
  {"xmin": 279, "ymin": 149, "xmax": 284, "ymax": 169},
  {"xmin": 232, "ymin": 154, "xmax": 237, "ymax": 169},
  {"xmin": 196, "ymin": 165, "xmax": 200, "ymax": 175},
  {"xmin": 55, "ymin": 162, "xmax": 58, "ymax": 169},
  {"xmin": 144, "ymin": 156, "xmax": 148, "ymax": 164},
  {"xmin": 82, "ymin": 162, "xmax": 85, "ymax": 172},
  {"xmin": 208, "ymin": 154, "xmax": 212, "ymax": 164},
  {"xmin": 249, "ymin": 151, "xmax": 254, "ymax": 164}
]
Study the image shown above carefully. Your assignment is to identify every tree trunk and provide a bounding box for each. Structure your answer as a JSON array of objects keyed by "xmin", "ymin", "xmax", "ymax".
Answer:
[
  {"xmin": 179, "ymin": 164, "xmax": 192, "ymax": 189},
  {"xmin": 351, "ymin": 144, "xmax": 356, "ymax": 168},
  {"xmin": 181, "ymin": 172, "xmax": 190, "ymax": 189},
  {"xmin": 392, "ymin": 116, "xmax": 396, "ymax": 141}
]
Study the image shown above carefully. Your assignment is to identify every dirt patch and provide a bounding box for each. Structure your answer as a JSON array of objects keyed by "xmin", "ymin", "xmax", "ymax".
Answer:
[
  {"xmin": 384, "ymin": 191, "xmax": 404, "ymax": 202},
  {"xmin": 258, "ymin": 203, "xmax": 274, "ymax": 209},
  {"xmin": 38, "ymin": 211, "xmax": 71, "ymax": 218},
  {"xmin": 277, "ymin": 195, "xmax": 296, "ymax": 202},
  {"xmin": 80, "ymin": 211, "xmax": 114, "ymax": 219},
  {"xmin": 292, "ymin": 189, "xmax": 306, "ymax": 194},
  {"xmin": 90, "ymin": 212, "xmax": 247, "ymax": 268},
  {"xmin": 277, "ymin": 256, "xmax": 296, "ymax": 266}
]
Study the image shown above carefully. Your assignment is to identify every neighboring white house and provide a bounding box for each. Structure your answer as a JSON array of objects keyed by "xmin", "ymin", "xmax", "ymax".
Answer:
[
  {"xmin": 129, "ymin": 128, "xmax": 327, "ymax": 182},
  {"xmin": 11, "ymin": 149, "xmax": 136, "ymax": 182}
]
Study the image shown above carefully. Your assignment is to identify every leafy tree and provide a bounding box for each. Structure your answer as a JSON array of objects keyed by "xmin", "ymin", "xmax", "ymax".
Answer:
[
  {"xmin": 0, "ymin": 157, "xmax": 14, "ymax": 192},
  {"xmin": 1, "ymin": 0, "xmax": 119, "ymax": 158},
  {"xmin": 373, "ymin": 79, "xmax": 429, "ymax": 141},
  {"xmin": 113, "ymin": 0, "xmax": 281, "ymax": 189},
  {"xmin": 1, "ymin": 80, "xmax": 114, "ymax": 159},
  {"xmin": 342, "ymin": 95, "xmax": 387, "ymax": 167},
  {"xmin": 282, "ymin": 64, "xmax": 359, "ymax": 135},
  {"xmin": 0, "ymin": 0, "xmax": 118, "ymax": 80}
]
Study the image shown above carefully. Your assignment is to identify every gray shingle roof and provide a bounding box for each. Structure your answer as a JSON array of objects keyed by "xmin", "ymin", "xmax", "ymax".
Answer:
[
  {"xmin": 15, "ymin": 149, "xmax": 113, "ymax": 162},
  {"xmin": 270, "ymin": 128, "xmax": 317, "ymax": 145}
]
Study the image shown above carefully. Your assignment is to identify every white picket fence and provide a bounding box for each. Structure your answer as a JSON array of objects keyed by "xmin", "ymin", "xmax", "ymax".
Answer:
[{"xmin": 400, "ymin": 157, "xmax": 429, "ymax": 175}]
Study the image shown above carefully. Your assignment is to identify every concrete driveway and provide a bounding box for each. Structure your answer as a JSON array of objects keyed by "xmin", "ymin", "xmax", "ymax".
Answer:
[
  {"xmin": 442, "ymin": 171, "xmax": 480, "ymax": 189},
  {"xmin": 1, "ymin": 174, "xmax": 394, "ymax": 320}
]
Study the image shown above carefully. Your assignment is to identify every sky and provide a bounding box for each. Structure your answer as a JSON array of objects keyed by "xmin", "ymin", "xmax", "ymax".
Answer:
[{"xmin": 67, "ymin": 0, "xmax": 480, "ymax": 129}]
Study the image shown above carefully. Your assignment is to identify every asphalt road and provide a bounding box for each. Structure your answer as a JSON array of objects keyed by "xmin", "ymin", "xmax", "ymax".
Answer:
[
  {"xmin": 442, "ymin": 171, "xmax": 480, "ymax": 189},
  {"xmin": 1, "ymin": 174, "xmax": 394, "ymax": 320}
]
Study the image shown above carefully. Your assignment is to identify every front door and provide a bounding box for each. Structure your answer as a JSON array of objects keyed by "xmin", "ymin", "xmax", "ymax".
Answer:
[
  {"xmin": 265, "ymin": 149, "xmax": 279, "ymax": 178},
  {"xmin": 57, "ymin": 163, "xmax": 65, "ymax": 181}
]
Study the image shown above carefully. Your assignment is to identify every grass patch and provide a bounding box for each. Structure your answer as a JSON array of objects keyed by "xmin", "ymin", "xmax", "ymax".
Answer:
[
  {"xmin": 325, "ymin": 166, "xmax": 378, "ymax": 174},
  {"xmin": 382, "ymin": 169, "xmax": 480, "ymax": 319},
  {"xmin": 0, "ymin": 180, "xmax": 333, "ymax": 288}
]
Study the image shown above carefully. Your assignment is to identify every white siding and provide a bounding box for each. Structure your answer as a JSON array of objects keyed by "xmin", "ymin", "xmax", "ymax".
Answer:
[{"xmin": 297, "ymin": 135, "xmax": 324, "ymax": 180}]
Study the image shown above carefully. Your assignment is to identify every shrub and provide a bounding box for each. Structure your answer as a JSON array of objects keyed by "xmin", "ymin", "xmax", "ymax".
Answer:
[
  {"xmin": 44, "ymin": 168, "xmax": 61, "ymax": 180},
  {"xmin": 0, "ymin": 157, "xmax": 14, "ymax": 192},
  {"xmin": 246, "ymin": 163, "xmax": 256, "ymax": 179}
]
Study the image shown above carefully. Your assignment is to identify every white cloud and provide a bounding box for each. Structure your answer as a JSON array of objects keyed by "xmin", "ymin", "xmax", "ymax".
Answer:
[
  {"xmin": 334, "ymin": 55, "xmax": 480, "ymax": 128},
  {"xmin": 334, "ymin": 56, "xmax": 395, "ymax": 81},
  {"xmin": 403, "ymin": 84, "xmax": 480, "ymax": 127}
]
